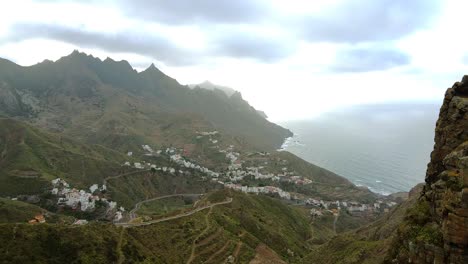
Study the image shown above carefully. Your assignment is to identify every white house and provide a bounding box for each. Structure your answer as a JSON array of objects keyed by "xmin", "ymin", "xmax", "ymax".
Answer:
[{"xmin": 89, "ymin": 184, "xmax": 99, "ymax": 193}]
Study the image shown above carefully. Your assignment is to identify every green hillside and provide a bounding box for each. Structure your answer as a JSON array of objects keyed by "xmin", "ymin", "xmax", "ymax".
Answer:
[
  {"xmin": 0, "ymin": 190, "xmax": 312, "ymax": 264},
  {"xmin": 0, "ymin": 118, "xmax": 126, "ymax": 195},
  {"xmin": 303, "ymin": 184, "xmax": 423, "ymax": 264}
]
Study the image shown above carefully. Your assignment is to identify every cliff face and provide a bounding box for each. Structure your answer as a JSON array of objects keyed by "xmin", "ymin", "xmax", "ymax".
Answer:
[{"xmin": 388, "ymin": 77, "xmax": 468, "ymax": 263}]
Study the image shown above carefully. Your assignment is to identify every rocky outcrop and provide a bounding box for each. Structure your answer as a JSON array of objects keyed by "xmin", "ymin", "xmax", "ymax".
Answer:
[{"xmin": 387, "ymin": 76, "xmax": 468, "ymax": 263}]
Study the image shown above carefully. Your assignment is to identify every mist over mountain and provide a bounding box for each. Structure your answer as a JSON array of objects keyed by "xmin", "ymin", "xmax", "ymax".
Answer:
[{"xmin": 189, "ymin": 80, "xmax": 237, "ymax": 97}]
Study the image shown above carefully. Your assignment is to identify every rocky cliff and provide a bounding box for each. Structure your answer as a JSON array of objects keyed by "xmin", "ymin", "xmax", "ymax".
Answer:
[{"xmin": 387, "ymin": 76, "xmax": 468, "ymax": 263}]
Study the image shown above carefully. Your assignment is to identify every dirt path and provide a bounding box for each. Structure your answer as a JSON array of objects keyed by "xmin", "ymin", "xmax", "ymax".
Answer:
[
  {"xmin": 116, "ymin": 198, "xmax": 232, "ymax": 228},
  {"xmin": 196, "ymin": 229, "xmax": 222, "ymax": 247},
  {"xmin": 205, "ymin": 240, "xmax": 231, "ymax": 263},
  {"xmin": 116, "ymin": 228, "xmax": 126, "ymax": 264},
  {"xmin": 186, "ymin": 206, "xmax": 213, "ymax": 264},
  {"xmin": 128, "ymin": 193, "xmax": 202, "ymax": 220},
  {"xmin": 333, "ymin": 212, "xmax": 339, "ymax": 235},
  {"xmin": 233, "ymin": 241, "xmax": 242, "ymax": 259}
]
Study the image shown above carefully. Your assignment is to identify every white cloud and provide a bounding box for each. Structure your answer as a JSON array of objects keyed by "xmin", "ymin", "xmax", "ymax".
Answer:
[{"xmin": 0, "ymin": 0, "xmax": 465, "ymax": 121}]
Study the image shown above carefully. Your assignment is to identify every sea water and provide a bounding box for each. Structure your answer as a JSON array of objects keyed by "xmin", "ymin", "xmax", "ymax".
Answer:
[{"xmin": 280, "ymin": 103, "xmax": 440, "ymax": 195}]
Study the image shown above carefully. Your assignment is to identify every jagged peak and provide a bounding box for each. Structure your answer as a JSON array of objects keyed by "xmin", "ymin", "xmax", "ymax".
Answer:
[
  {"xmin": 147, "ymin": 63, "xmax": 158, "ymax": 71},
  {"xmin": 58, "ymin": 50, "xmax": 101, "ymax": 64},
  {"xmin": 141, "ymin": 63, "xmax": 164, "ymax": 76},
  {"xmin": 103, "ymin": 57, "xmax": 134, "ymax": 71}
]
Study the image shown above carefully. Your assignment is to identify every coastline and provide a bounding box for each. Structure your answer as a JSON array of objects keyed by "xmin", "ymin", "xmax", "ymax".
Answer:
[{"xmin": 278, "ymin": 132, "xmax": 419, "ymax": 196}]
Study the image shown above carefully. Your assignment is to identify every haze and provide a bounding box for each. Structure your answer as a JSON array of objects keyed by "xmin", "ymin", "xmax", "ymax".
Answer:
[{"xmin": 0, "ymin": 0, "xmax": 465, "ymax": 121}]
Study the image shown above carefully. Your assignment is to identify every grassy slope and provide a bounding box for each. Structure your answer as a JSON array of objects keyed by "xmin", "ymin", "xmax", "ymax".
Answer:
[
  {"xmin": 0, "ymin": 198, "xmax": 73, "ymax": 224},
  {"xmin": 0, "ymin": 190, "xmax": 311, "ymax": 263},
  {"xmin": 303, "ymin": 184, "xmax": 423, "ymax": 264},
  {"xmin": 273, "ymin": 151, "xmax": 377, "ymax": 202},
  {"xmin": 106, "ymin": 170, "xmax": 220, "ymax": 209},
  {"xmin": 0, "ymin": 118, "xmax": 127, "ymax": 195}
]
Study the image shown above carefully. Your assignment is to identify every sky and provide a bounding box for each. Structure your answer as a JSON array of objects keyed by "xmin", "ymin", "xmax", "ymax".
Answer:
[{"xmin": 0, "ymin": 0, "xmax": 467, "ymax": 121}]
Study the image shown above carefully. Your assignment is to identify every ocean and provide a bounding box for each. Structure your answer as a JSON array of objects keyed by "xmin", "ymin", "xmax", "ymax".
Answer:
[{"xmin": 279, "ymin": 103, "xmax": 441, "ymax": 195}]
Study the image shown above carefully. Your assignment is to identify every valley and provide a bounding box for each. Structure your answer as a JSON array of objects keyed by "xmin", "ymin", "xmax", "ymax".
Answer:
[{"xmin": 0, "ymin": 52, "xmax": 465, "ymax": 263}]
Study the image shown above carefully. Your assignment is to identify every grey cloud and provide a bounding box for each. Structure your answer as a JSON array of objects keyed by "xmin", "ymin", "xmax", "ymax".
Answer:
[
  {"xmin": 6, "ymin": 23, "xmax": 294, "ymax": 64},
  {"xmin": 210, "ymin": 30, "xmax": 294, "ymax": 63},
  {"xmin": 118, "ymin": 0, "xmax": 269, "ymax": 25},
  {"xmin": 7, "ymin": 23, "xmax": 197, "ymax": 66},
  {"xmin": 301, "ymin": 0, "xmax": 441, "ymax": 43},
  {"xmin": 330, "ymin": 47, "xmax": 410, "ymax": 72}
]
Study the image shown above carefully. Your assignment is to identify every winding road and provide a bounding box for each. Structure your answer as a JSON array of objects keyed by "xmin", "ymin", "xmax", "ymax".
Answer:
[
  {"xmin": 103, "ymin": 169, "xmax": 150, "ymax": 186},
  {"xmin": 128, "ymin": 193, "xmax": 203, "ymax": 220},
  {"xmin": 115, "ymin": 198, "xmax": 232, "ymax": 228}
]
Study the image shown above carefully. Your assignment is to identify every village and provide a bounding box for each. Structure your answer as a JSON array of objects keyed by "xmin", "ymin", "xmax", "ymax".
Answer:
[
  {"xmin": 23, "ymin": 130, "xmax": 398, "ymax": 226},
  {"xmin": 48, "ymin": 178, "xmax": 126, "ymax": 223},
  {"xmin": 118, "ymin": 132, "xmax": 399, "ymax": 220}
]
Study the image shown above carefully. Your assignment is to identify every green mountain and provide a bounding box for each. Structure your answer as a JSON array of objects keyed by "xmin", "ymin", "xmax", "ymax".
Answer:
[
  {"xmin": 0, "ymin": 52, "xmax": 416, "ymax": 263},
  {"xmin": 0, "ymin": 51, "xmax": 291, "ymax": 152},
  {"xmin": 0, "ymin": 118, "xmax": 126, "ymax": 196}
]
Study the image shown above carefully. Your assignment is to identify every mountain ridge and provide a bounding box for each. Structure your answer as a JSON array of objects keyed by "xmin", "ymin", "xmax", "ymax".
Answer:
[{"xmin": 0, "ymin": 51, "xmax": 292, "ymax": 152}]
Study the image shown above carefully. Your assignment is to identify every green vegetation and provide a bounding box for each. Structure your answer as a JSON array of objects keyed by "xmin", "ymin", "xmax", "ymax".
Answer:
[
  {"xmin": 304, "ymin": 184, "xmax": 424, "ymax": 264},
  {"xmin": 0, "ymin": 118, "xmax": 126, "ymax": 196},
  {"xmin": 386, "ymin": 198, "xmax": 443, "ymax": 261},
  {"xmin": 0, "ymin": 198, "xmax": 44, "ymax": 223},
  {"xmin": 0, "ymin": 52, "xmax": 414, "ymax": 263},
  {"xmin": 0, "ymin": 190, "xmax": 313, "ymax": 263},
  {"xmin": 137, "ymin": 196, "xmax": 193, "ymax": 216},
  {"xmin": 0, "ymin": 198, "xmax": 73, "ymax": 224},
  {"xmin": 106, "ymin": 170, "xmax": 218, "ymax": 209},
  {"xmin": 0, "ymin": 51, "xmax": 291, "ymax": 158}
]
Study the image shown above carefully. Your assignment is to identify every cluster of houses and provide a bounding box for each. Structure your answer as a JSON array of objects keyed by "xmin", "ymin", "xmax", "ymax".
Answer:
[
  {"xmin": 198, "ymin": 131, "xmax": 219, "ymax": 136},
  {"xmin": 170, "ymin": 153, "xmax": 220, "ymax": 178},
  {"xmin": 226, "ymin": 166, "xmax": 313, "ymax": 186},
  {"xmin": 50, "ymin": 178, "xmax": 124, "ymax": 222},
  {"xmin": 216, "ymin": 147, "xmax": 314, "ymax": 188},
  {"xmin": 305, "ymin": 198, "xmax": 397, "ymax": 217},
  {"xmin": 223, "ymin": 183, "xmax": 291, "ymax": 199},
  {"xmin": 196, "ymin": 131, "xmax": 220, "ymax": 145}
]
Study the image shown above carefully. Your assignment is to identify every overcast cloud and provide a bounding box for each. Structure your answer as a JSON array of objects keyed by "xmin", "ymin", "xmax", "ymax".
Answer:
[
  {"xmin": 7, "ymin": 23, "xmax": 197, "ymax": 66},
  {"xmin": 300, "ymin": 0, "xmax": 441, "ymax": 43},
  {"xmin": 330, "ymin": 46, "xmax": 411, "ymax": 72},
  {"xmin": 118, "ymin": 0, "xmax": 270, "ymax": 25},
  {"xmin": 0, "ymin": 0, "xmax": 465, "ymax": 121},
  {"xmin": 210, "ymin": 29, "xmax": 295, "ymax": 63}
]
